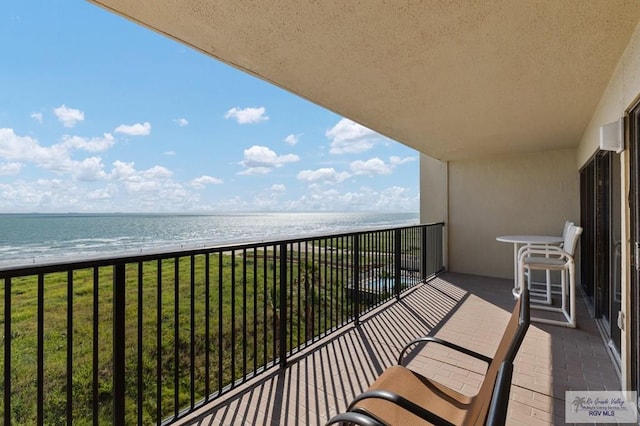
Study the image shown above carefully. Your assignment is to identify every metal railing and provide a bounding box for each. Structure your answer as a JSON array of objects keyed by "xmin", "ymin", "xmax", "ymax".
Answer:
[{"xmin": 0, "ymin": 222, "xmax": 444, "ymax": 425}]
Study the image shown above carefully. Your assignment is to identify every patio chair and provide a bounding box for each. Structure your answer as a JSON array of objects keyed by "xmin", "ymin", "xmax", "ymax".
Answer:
[
  {"xmin": 560, "ymin": 220, "xmax": 574, "ymax": 247},
  {"xmin": 517, "ymin": 224, "xmax": 582, "ymax": 327},
  {"xmin": 326, "ymin": 288, "xmax": 530, "ymax": 425},
  {"xmin": 522, "ymin": 220, "xmax": 574, "ymax": 302}
]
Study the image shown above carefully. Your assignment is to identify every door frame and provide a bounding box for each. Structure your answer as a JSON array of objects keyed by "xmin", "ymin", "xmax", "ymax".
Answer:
[{"xmin": 627, "ymin": 98, "xmax": 640, "ymax": 397}]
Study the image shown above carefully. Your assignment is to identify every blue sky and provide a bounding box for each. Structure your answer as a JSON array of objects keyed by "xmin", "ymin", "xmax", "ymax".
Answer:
[{"xmin": 0, "ymin": 1, "xmax": 419, "ymax": 213}]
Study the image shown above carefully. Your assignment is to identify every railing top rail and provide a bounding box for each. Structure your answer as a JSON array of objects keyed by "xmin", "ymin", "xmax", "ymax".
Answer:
[{"xmin": 0, "ymin": 222, "xmax": 444, "ymax": 277}]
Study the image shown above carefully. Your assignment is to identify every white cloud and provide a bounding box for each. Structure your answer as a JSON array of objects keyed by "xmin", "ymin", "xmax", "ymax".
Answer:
[
  {"xmin": 54, "ymin": 105, "xmax": 85, "ymax": 128},
  {"xmin": 0, "ymin": 129, "xmax": 116, "ymax": 180},
  {"xmin": 0, "ymin": 179, "xmax": 84, "ymax": 211},
  {"xmin": 61, "ymin": 133, "xmax": 115, "ymax": 152},
  {"xmin": 110, "ymin": 160, "xmax": 137, "ymax": 180},
  {"xmin": 173, "ymin": 118, "xmax": 189, "ymax": 127},
  {"xmin": 110, "ymin": 161, "xmax": 172, "ymax": 182},
  {"xmin": 73, "ymin": 157, "xmax": 107, "ymax": 181},
  {"xmin": 31, "ymin": 112, "xmax": 43, "ymax": 124},
  {"xmin": 102, "ymin": 161, "xmax": 197, "ymax": 209},
  {"xmin": 389, "ymin": 156, "xmax": 416, "ymax": 166},
  {"xmin": 190, "ymin": 175, "xmax": 223, "ymax": 188},
  {"xmin": 280, "ymin": 184, "xmax": 418, "ymax": 211},
  {"xmin": 326, "ymin": 118, "xmax": 378, "ymax": 154},
  {"xmin": 141, "ymin": 165, "xmax": 172, "ymax": 179},
  {"xmin": 284, "ymin": 134, "xmax": 300, "ymax": 146},
  {"xmin": 350, "ymin": 157, "xmax": 392, "ymax": 175},
  {"xmin": 164, "ymin": 151, "xmax": 176, "ymax": 156},
  {"xmin": 0, "ymin": 162, "xmax": 22, "ymax": 176},
  {"xmin": 377, "ymin": 186, "xmax": 419, "ymax": 210},
  {"xmin": 238, "ymin": 145, "xmax": 299, "ymax": 175},
  {"xmin": 224, "ymin": 107, "xmax": 269, "ymax": 124},
  {"xmin": 0, "ymin": 128, "xmax": 68, "ymax": 170},
  {"xmin": 86, "ymin": 185, "xmax": 117, "ymax": 201},
  {"xmin": 125, "ymin": 180, "xmax": 160, "ymax": 193},
  {"xmin": 122, "ymin": 181, "xmax": 191, "ymax": 206},
  {"xmin": 114, "ymin": 122, "xmax": 151, "ymax": 136},
  {"xmin": 238, "ymin": 166, "xmax": 272, "ymax": 176},
  {"xmin": 241, "ymin": 145, "xmax": 299, "ymax": 167},
  {"xmin": 297, "ymin": 167, "xmax": 351, "ymax": 184},
  {"xmin": 248, "ymin": 184, "xmax": 290, "ymax": 209}
]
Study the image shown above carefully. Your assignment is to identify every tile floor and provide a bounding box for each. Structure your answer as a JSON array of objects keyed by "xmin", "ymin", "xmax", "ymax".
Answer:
[{"xmin": 172, "ymin": 272, "xmax": 622, "ymax": 425}]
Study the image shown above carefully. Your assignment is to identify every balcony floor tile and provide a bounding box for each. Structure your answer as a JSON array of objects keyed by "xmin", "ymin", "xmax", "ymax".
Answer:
[{"xmin": 172, "ymin": 272, "xmax": 621, "ymax": 426}]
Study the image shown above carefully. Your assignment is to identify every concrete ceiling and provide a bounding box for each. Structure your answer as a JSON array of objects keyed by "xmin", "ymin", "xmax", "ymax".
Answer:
[{"xmin": 88, "ymin": 0, "xmax": 640, "ymax": 161}]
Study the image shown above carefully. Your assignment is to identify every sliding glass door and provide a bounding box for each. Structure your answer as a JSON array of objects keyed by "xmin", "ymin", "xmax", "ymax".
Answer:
[{"xmin": 580, "ymin": 150, "xmax": 622, "ymax": 360}]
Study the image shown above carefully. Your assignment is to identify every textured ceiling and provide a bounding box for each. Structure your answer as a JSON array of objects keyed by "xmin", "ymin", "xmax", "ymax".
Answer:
[{"xmin": 89, "ymin": 0, "xmax": 640, "ymax": 160}]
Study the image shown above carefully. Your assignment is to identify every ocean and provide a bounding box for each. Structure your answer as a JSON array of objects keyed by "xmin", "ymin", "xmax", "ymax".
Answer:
[{"xmin": 0, "ymin": 212, "xmax": 419, "ymax": 266}]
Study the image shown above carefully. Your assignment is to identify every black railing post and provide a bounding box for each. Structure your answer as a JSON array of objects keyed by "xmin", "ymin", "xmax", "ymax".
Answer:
[
  {"xmin": 353, "ymin": 234, "xmax": 360, "ymax": 326},
  {"xmin": 394, "ymin": 228, "xmax": 402, "ymax": 300},
  {"xmin": 113, "ymin": 263, "xmax": 126, "ymax": 426},
  {"xmin": 66, "ymin": 270, "xmax": 73, "ymax": 425},
  {"xmin": 38, "ymin": 274, "xmax": 45, "ymax": 425},
  {"xmin": 438, "ymin": 223, "xmax": 445, "ymax": 273},
  {"xmin": 4, "ymin": 277, "xmax": 11, "ymax": 426},
  {"xmin": 279, "ymin": 243, "xmax": 288, "ymax": 369},
  {"xmin": 421, "ymin": 225, "xmax": 429, "ymax": 279}
]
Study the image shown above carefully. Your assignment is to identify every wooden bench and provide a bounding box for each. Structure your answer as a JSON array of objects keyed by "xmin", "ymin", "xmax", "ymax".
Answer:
[{"xmin": 326, "ymin": 288, "xmax": 530, "ymax": 426}]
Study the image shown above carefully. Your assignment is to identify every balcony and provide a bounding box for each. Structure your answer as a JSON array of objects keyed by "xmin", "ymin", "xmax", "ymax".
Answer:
[{"xmin": 0, "ymin": 222, "xmax": 619, "ymax": 425}]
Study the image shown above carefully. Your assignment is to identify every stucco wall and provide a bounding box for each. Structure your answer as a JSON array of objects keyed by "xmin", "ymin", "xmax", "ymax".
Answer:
[
  {"xmin": 447, "ymin": 149, "xmax": 579, "ymax": 279},
  {"xmin": 420, "ymin": 154, "xmax": 449, "ymax": 269},
  {"xmin": 578, "ymin": 19, "xmax": 640, "ymax": 168},
  {"xmin": 419, "ymin": 154, "xmax": 448, "ymax": 224}
]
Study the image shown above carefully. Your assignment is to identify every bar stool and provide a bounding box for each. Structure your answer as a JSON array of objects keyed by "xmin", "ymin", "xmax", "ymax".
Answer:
[
  {"xmin": 525, "ymin": 220, "xmax": 574, "ymax": 302},
  {"xmin": 516, "ymin": 224, "xmax": 582, "ymax": 328}
]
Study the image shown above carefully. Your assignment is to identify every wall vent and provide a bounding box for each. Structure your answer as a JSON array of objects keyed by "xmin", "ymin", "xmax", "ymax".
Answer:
[{"xmin": 599, "ymin": 118, "xmax": 624, "ymax": 153}]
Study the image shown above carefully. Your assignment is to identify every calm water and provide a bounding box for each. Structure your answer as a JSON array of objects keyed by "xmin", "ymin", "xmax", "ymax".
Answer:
[{"xmin": 0, "ymin": 212, "xmax": 418, "ymax": 266}]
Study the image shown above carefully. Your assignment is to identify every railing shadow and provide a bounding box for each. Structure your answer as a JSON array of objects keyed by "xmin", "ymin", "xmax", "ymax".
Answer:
[
  {"xmin": 182, "ymin": 272, "xmax": 628, "ymax": 426},
  {"xmin": 175, "ymin": 274, "xmax": 472, "ymax": 425}
]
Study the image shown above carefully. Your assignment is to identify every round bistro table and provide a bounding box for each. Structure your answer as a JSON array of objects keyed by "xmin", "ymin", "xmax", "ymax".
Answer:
[{"xmin": 496, "ymin": 235, "xmax": 564, "ymax": 296}]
